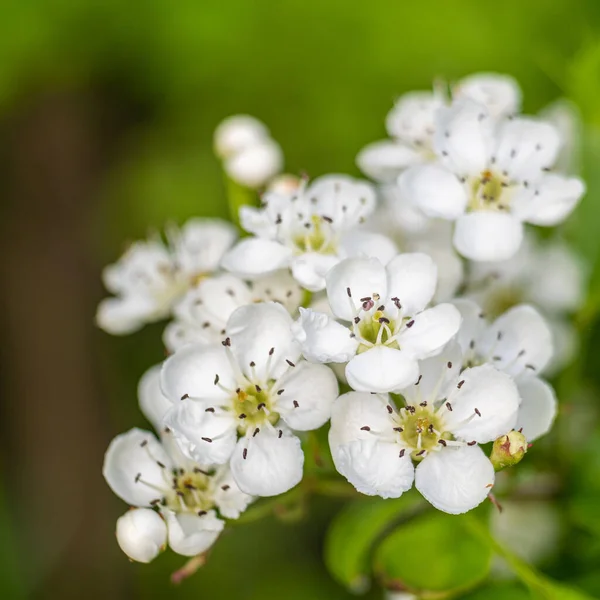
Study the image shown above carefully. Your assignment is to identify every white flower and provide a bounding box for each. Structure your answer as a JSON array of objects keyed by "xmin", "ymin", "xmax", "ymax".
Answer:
[
  {"xmin": 465, "ymin": 234, "xmax": 587, "ymax": 372},
  {"xmin": 329, "ymin": 346, "xmax": 520, "ymax": 514},
  {"xmin": 163, "ymin": 271, "xmax": 302, "ymax": 352},
  {"xmin": 103, "ymin": 427, "xmax": 253, "ymax": 559},
  {"xmin": 96, "ymin": 219, "xmax": 237, "ymax": 335},
  {"xmin": 221, "ymin": 174, "xmax": 397, "ymax": 291},
  {"xmin": 399, "ymin": 99, "xmax": 585, "ymax": 261},
  {"xmin": 540, "ymin": 99, "xmax": 582, "ymax": 175},
  {"xmin": 453, "ymin": 299, "xmax": 557, "ymax": 442},
  {"xmin": 357, "ymin": 73, "xmax": 521, "ymax": 183},
  {"xmin": 293, "ymin": 254, "xmax": 461, "ymax": 393},
  {"xmin": 116, "ymin": 508, "xmax": 167, "ymax": 563},
  {"xmin": 160, "ymin": 302, "xmax": 339, "ymax": 496}
]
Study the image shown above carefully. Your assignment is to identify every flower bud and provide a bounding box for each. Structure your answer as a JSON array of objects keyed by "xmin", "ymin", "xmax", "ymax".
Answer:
[
  {"xmin": 214, "ymin": 115, "xmax": 269, "ymax": 158},
  {"xmin": 116, "ymin": 508, "xmax": 167, "ymax": 563},
  {"xmin": 267, "ymin": 174, "xmax": 302, "ymax": 195},
  {"xmin": 490, "ymin": 430, "xmax": 527, "ymax": 471},
  {"xmin": 224, "ymin": 140, "xmax": 283, "ymax": 188}
]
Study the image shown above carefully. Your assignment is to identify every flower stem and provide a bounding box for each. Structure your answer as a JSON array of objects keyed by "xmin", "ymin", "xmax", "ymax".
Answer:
[{"xmin": 225, "ymin": 176, "xmax": 258, "ymax": 228}]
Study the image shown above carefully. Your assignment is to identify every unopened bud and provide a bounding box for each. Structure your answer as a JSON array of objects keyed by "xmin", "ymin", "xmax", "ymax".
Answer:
[
  {"xmin": 267, "ymin": 174, "xmax": 302, "ymax": 195},
  {"xmin": 116, "ymin": 508, "xmax": 167, "ymax": 563},
  {"xmin": 224, "ymin": 140, "xmax": 283, "ymax": 188},
  {"xmin": 214, "ymin": 115, "xmax": 269, "ymax": 158},
  {"xmin": 490, "ymin": 430, "xmax": 527, "ymax": 471}
]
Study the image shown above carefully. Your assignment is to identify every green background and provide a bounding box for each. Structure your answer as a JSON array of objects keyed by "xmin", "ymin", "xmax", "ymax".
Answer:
[{"xmin": 2, "ymin": 1, "xmax": 600, "ymax": 598}]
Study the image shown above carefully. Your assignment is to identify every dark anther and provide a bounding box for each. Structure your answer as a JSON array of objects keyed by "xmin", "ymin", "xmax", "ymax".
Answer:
[
  {"xmin": 205, "ymin": 407, "xmax": 215, "ymax": 413},
  {"xmin": 469, "ymin": 340, "xmax": 475, "ymax": 349},
  {"xmin": 447, "ymin": 361, "xmax": 453, "ymax": 368},
  {"xmin": 197, "ymin": 510, "xmax": 208, "ymax": 516},
  {"xmin": 239, "ymin": 413, "xmax": 247, "ymax": 419},
  {"xmin": 221, "ymin": 485, "xmax": 230, "ymax": 491},
  {"xmin": 360, "ymin": 426, "xmax": 371, "ymax": 431},
  {"xmin": 416, "ymin": 450, "xmax": 426, "ymax": 456},
  {"xmin": 386, "ymin": 405, "xmax": 393, "ymax": 414},
  {"xmin": 293, "ymin": 400, "xmax": 299, "ymax": 408},
  {"xmin": 140, "ymin": 440, "xmax": 148, "ymax": 447},
  {"xmin": 415, "ymin": 374, "xmax": 422, "ymax": 385},
  {"xmin": 393, "ymin": 427, "xmax": 404, "ymax": 432},
  {"xmin": 457, "ymin": 380, "xmax": 465, "ymax": 389},
  {"xmin": 250, "ymin": 361, "xmax": 256, "ymax": 367},
  {"xmin": 377, "ymin": 305, "xmax": 385, "ymax": 311},
  {"xmin": 269, "ymin": 347, "xmax": 275, "ymax": 356},
  {"xmin": 420, "ymin": 401, "xmax": 428, "ymax": 407},
  {"xmin": 525, "ymin": 364, "xmax": 536, "ymax": 371},
  {"xmin": 253, "ymin": 428, "xmax": 260, "ymax": 437},
  {"xmin": 446, "ymin": 402, "xmax": 453, "ymax": 412},
  {"xmin": 201, "ymin": 437, "xmax": 213, "ymax": 443},
  {"xmin": 322, "ymin": 215, "xmax": 333, "ymax": 223},
  {"xmin": 255, "ymin": 384, "xmax": 262, "ymax": 392},
  {"xmin": 214, "ymin": 374, "xmax": 220, "ymax": 385},
  {"xmin": 360, "ymin": 296, "xmax": 371, "ymax": 302},
  {"xmin": 438, "ymin": 439, "xmax": 447, "ymax": 446},
  {"xmin": 257, "ymin": 402, "xmax": 266, "ymax": 410},
  {"xmin": 277, "ymin": 389, "xmax": 285, "ymax": 395},
  {"xmin": 135, "ymin": 473, "xmax": 141, "ymax": 483},
  {"xmin": 467, "ymin": 441, "xmax": 477, "ymax": 446},
  {"xmin": 181, "ymin": 393, "xmax": 189, "ymax": 401},
  {"xmin": 243, "ymin": 448, "xmax": 248, "ymax": 460},
  {"xmin": 399, "ymin": 449, "xmax": 406, "ymax": 458},
  {"xmin": 406, "ymin": 320, "xmax": 415, "ymax": 328},
  {"xmin": 346, "ymin": 287, "xmax": 352, "ymax": 297},
  {"xmin": 497, "ymin": 331, "xmax": 503, "ymax": 341},
  {"xmin": 474, "ymin": 408, "xmax": 481, "ymax": 417},
  {"xmin": 222, "ymin": 337, "xmax": 231, "ymax": 347},
  {"xmin": 278, "ymin": 429, "xmax": 283, "ymax": 438},
  {"xmin": 156, "ymin": 461, "xmax": 166, "ymax": 469},
  {"xmin": 286, "ymin": 359, "xmax": 296, "ymax": 367},
  {"xmin": 354, "ymin": 316, "xmax": 360, "ymax": 324},
  {"xmin": 379, "ymin": 317, "xmax": 390, "ymax": 324}
]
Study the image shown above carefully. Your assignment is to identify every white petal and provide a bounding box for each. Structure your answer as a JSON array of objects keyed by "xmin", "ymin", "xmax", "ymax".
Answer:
[
  {"xmin": 455, "ymin": 73, "xmax": 521, "ymax": 119},
  {"xmin": 165, "ymin": 510, "xmax": 224, "ymax": 557},
  {"xmin": 385, "ymin": 252, "xmax": 438, "ymax": 316},
  {"xmin": 494, "ymin": 118, "xmax": 560, "ymax": 181},
  {"xmin": 307, "ymin": 174, "xmax": 376, "ymax": 227},
  {"xmin": 356, "ymin": 140, "xmax": 423, "ymax": 182},
  {"xmin": 96, "ymin": 296, "xmax": 159, "ymax": 335},
  {"xmin": 160, "ymin": 344, "xmax": 235, "ymax": 402},
  {"xmin": 224, "ymin": 140, "xmax": 283, "ymax": 188},
  {"xmin": 381, "ymin": 183, "xmax": 431, "ymax": 233},
  {"xmin": 103, "ymin": 428, "xmax": 172, "ymax": 507},
  {"xmin": 276, "ymin": 361, "xmax": 339, "ymax": 431},
  {"xmin": 292, "ymin": 308, "xmax": 358, "ymax": 363},
  {"xmin": 401, "ymin": 341, "xmax": 463, "ymax": 405},
  {"xmin": 290, "ymin": 252, "xmax": 340, "ymax": 292},
  {"xmin": 511, "ymin": 174, "xmax": 585, "ymax": 226},
  {"xmin": 478, "ymin": 304, "xmax": 553, "ymax": 377},
  {"xmin": 326, "ymin": 257, "xmax": 388, "ymax": 321},
  {"xmin": 221, "ymin": 238, "xmax": 292, "ymax": 279},
  {"xmin": 116, "ymin": 508, "xmax": 167, "ymax": 563},
  {"xmin": 138, "ymin": 364, "xmax": 174, "ymax": 431},
  {"xmin": 230, "ymin": 428, "xmax": 304, "ymax": 497},
  {"xmin": 443, "ymin": 365, "xmax": 520, "ymax": 443},
  {"xmin": 516, "ymin": 377, "xmax": 557, "ymax": 442},
  {"xmin": 386, "ymin": 91, "xmax": 442, "ymax": 146},
  {"xmin": 249, "ymin": 270, "xmax": 303, "ymax": 313},
  {"xmin": 211, "ymin": 466, "xmax": 254, "ymax": 519},
  {"xmin": 399, "ymin": 164, "xmax": 468, "ymax": 220},
  {"xmin": 453, "ymin": 212, "xmax": 523, "ymax": 261},
  {"xmin": 214, "ymin": 114, "xmax": 270, "ymax": 158},
  {"xmin": 163, "ymin": 399, "xmax": 238, "ymax": 465},
  {"xmin": 450, "ymin": 298, "xmax": 487, "ymax": 356},
  {"xmin": 341, "ymin": 230, "xmax": 399, "ymax": 266},
  {"xmin": 226, "ymin": 302, "xmax": 300, "ymax": 381},
  {"xmin": 415, "ymin": 445, "xmax": 494, "ymax": 514},
  {"xmin": 540, "ymin": 99, "xmax": 581, "ymax": 175},
  {"xmin": 345, "ymin": 346, "xmax": 419, "ymax": 393},
  {"xmin": 329, "ymin": 391, "xmax": 394, "ymax": 448},
  {"xmin": 333, "ymin": 439, "xmax": 415, "ymax": 499},
  {"xmin": 433, "ymin": 99, "xmax": 495, "ymax": 175},
  {"xmin": 174, "ymin": 218, "xmax": 238, "ymax": 275},
  {"xmin": 163, "ymin": 320, "xmax": 215, "ymax": 352},
  {"xmin": 399, "ymin": 304, "xmax": 462, "ymax": 360}
]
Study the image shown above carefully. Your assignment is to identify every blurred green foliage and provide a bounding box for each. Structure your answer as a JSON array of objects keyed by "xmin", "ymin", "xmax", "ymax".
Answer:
[{"xmin": 3, "ymin": 1, "xmax": 600, "ymax": 599}]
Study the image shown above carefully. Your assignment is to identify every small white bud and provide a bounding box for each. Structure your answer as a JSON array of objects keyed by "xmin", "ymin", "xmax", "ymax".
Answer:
[
  {"xmin": 116, "ymin": 508, "xmax": 167, "ymax": 563},
  {"xmin": 224, "ymin": 140, "xmax": 283, "ymax": 188},
  {"xmin": 267, "ymin": 174, "xmax": 302, "ymax": 195},
  {"xmin": 214, "ymin": 115, "xmax": 270, "ymax": 158}
]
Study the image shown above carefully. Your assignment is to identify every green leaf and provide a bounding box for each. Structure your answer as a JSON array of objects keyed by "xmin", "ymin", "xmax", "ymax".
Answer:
[
  {"xmin": 461, "ymin": 582, "xmax": 531, "ymax": 600},
  {"xmin": 324, "ymin": 491, "xmax": 423, "ymax": 593},
  {"xmin": 373, "ymin": 512, "xmax": 491, "ymax": 595}
]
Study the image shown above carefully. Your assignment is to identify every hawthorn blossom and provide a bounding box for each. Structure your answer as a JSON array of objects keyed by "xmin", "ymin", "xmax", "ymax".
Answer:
[
  {"xmin": 221, "ymin": 174, "xmax": 398, "ymax": 291},
  {"xmin": 163, "ymin": 271, "xmax": 302, "ymax": 352},
  {"xmin": 214, "ymin": 115, "xmax": 283, "ymax": 188},
  {"xmin": 104, "ymin": 427, "xmax": 252, "ymax": 561},
  {"xmin": 399, "ymin": 99, "xmax": 585, "ymax": 261},
  {"xmin": 465, "ymin": 234, "xmax": 587, "ymax": 372},
  {"xmin": 357, "ymin": 73, "xmax": 521, "ymax": 183},
  {"xmin": 97, "ymin": 219, "xmax": 237, "ymax": 335},
  {"xmin": 293, "ymin": 254, "xmax": 461, "ymax": 393},
  {"xmin": 452, "ymin": 299, "xmax": 557, "ymax": 442},
  {"xmin": 329, "ymin": 346, "xmax": 520, "ymax": 514},
  {"xmin": 160, "ymin": 302, "xmax": 339, "ymax": 496}
]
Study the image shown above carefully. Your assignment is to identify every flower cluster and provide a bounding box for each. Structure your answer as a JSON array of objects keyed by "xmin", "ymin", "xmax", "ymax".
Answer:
[{"xmin": 100, "ymin": 72, "xmax": 585, "ymax": 568}]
